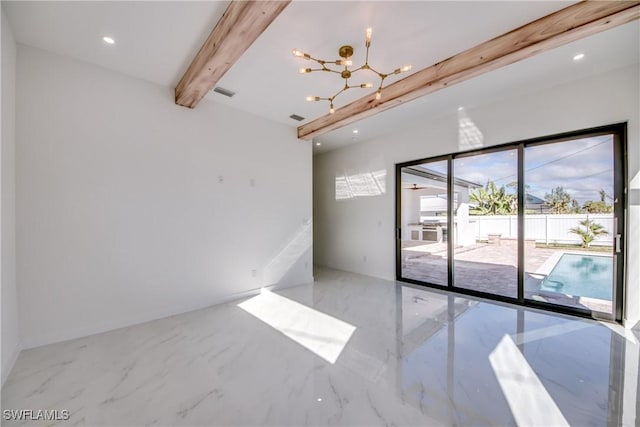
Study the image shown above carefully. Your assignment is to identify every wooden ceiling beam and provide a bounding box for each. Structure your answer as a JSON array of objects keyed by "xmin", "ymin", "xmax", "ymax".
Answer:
[
  {"xmin": 297, "ymin": 1, "xmax": 640, "ymax": 140},
  {"xmin": 175, "ymin": 0, "xmax": 290, "ymax": 109}
]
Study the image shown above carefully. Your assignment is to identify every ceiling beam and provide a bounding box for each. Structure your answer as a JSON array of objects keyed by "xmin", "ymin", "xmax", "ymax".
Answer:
[
  {"xmin": 298, "ymin": 1, "xmax": 640, "ymax": 140},
  {"xmin": 175, "ymin": 0, "xmax": 290, "ymax": 109}
]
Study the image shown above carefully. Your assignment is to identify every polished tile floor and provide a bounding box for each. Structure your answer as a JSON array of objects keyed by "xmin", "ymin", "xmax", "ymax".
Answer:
[{"xmin": 2, "ymin": 267, "xmax": 639, "ymax": 426}]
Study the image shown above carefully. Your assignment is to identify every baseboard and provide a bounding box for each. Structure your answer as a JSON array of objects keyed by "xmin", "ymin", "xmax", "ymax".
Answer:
[
  {"xmin": 22, "ymin": 277, "xmax": 315, "ymax": 350},
  {"xmin": 22, "ymin": 299, "xmax": 224, "ymax": 349},
  {"xmin": 1, "ymin": 341, "xmax": 22, "ymax": 387},
  {"xmin": 316, "ymin": 264, "xmax": 394, "ymax": 282}
]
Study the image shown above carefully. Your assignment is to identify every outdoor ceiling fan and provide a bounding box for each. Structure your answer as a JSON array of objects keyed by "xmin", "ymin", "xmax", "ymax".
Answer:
[{"xmin": 407, "ymin": 184, "xmax": 427, "ymax": 190}]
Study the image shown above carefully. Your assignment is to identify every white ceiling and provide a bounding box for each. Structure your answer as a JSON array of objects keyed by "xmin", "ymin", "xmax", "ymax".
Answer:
[
  {"xmin": 3, "ymin": 1, "xmax": 229, "ymax": 88},
  {"xmin": 4, "ymin": 1, "xmax": 639, "ymax": 154}
]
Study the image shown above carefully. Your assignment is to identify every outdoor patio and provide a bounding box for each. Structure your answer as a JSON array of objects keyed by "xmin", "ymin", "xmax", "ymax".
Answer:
[{"xmin": 401, "ymin": 239, "xmax": 613, "ymax": 314}]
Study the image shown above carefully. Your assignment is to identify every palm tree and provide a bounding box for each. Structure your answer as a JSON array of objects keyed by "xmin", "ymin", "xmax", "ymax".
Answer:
[
  {"xmin": 599, "ymin": 189, "xmax": 607, "ymax": 202},
  {"xmin": 569, "ymin": 219, "xmax": 608, "ymax": 248},
  {"xmin": 469, "ymin": 181, "xmax": 516, "ymax": 215},
  {"xmin": 544, "ymin": 186, "xmax": 572, "ymax": 214}
]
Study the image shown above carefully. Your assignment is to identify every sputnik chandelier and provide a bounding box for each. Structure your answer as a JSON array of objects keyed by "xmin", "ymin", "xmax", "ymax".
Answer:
[{"xmin": 292, "ymin": 28, "xmax": 411, "ymax": 114}]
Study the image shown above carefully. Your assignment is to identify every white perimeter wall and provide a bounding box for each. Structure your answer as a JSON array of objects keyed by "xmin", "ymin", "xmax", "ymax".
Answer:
[
  {"xmin": 16, "ymin": 45, "xmax": 313, "ymax": 349},
  {"xmin": 314, "ymin": 64, "xmax": 640, "ymax": 326},
  {"xmin": 1, "ymin": 9, "xmax": 20, "ymax": 384}
]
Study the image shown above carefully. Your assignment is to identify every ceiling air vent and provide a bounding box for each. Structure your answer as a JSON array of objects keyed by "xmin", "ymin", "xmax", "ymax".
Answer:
[
  {"xmin": 213, "ymin": 86, "xmax": 235, "ymax": 98},
  {"xmin": 289, "ymin": 114, "xmax": 305, "ymax": 121}
]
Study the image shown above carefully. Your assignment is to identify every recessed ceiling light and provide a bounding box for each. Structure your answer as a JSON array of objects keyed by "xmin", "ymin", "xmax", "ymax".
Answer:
[
  {"xmin": 573, "ymin": 53, "xmax": 585, "ymax": 61},
  {"xmin": 352, "ymin": 129, "xmax": 359, "ymax": 134},
  {"xmin": 102, "ymin": 36, "xmax": 115, "ymax": 45},
  {"xmin": 315, "ymin": 142, "xmax": 321, "ymax": 146}
]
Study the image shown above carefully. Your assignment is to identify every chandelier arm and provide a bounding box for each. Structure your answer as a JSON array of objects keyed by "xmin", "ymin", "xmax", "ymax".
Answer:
[
  {"xmin": 326, "ymin": 69, "xmax": 342, "ymax": 75},
  {"xmin": 310, "ymin": 56, "xmax": 340, "ymax": 69},
  {"xmin": 367, "ymin": 64, "xmax": 384, "ymax": 76},
  {"xmin": 307, "ymin": 55, "xmax": 326, "ymax": 64},
  {"xmin": 309, "ymin": 56, "xmax": 347, "ymax": 69},
  {"xmin": 376, "ymin": 75, "xmax": 388, "ymax": 92},
  {"xmin": 307, "ymin": 65, "xmax": 342, "ymax": 75},
  {"xmin": 332, "ymin": 87, "xmax": 349, "ymax": 100},
  {"xmin": 345, "ymin": 84, "xmax": 371, "ymax": 90}
]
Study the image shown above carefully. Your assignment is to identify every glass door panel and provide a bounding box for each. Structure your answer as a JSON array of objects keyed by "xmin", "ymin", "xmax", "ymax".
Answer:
[
  {"xmin": 400, "ymin": 160, "xmax": 448, "ymax": 286},
  {"xmin": 524, "ymin": 135, "xmax": 616, "ymax": 318},
  {"xmin": 453, "ymin": 149, "xmax": 519, "ymax": 298}
]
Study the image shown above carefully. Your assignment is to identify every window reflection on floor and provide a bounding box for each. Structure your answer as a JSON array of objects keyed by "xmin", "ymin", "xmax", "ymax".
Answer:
[{"xmin": 398, "ymin": 285, "xmax": 629, "ymax": 426}]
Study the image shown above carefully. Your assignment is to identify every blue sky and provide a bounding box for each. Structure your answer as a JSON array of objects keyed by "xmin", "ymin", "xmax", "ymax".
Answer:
[
  {"xmin": 523, "ymin": 135, "xmax": 613, "ymax": 204},
  {"xmin": 417, "ymin": 135, "xmax": 614, "ymax": 205}
]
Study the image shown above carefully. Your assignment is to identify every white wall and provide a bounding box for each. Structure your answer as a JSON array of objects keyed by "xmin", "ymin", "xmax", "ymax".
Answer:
[
  {"xmin": 314, "ymin": 64, "xmax": 640, "ymax": 325},
  {"xmin": 1, "ymin": 9, "xmax": 21, "ymax": 385},
  {"xmin": 16, "ymin": 46, "xmax": 312, "ymax": 349}
]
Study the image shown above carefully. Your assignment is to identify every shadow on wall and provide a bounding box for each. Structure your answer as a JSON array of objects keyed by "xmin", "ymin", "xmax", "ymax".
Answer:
[
  {"xmin": 458, "ymin": 107, "xmax": 484, "ymax": 151},
  {"xmin": 262, "ymin": 222, "xmax": 312, "ymax": 287},
  {"xmin": 335, "ymin": 169, "xmax": 386, "ymax": 200}
]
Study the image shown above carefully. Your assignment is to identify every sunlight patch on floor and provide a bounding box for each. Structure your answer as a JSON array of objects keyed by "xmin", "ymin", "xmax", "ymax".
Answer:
[
  {"xmin": 238, "ymin": 289, "xmax": 356, "ymax": 364},
  {"xmin": 489, "ymin": 335, "xmax": 569, "ymax": 427}
]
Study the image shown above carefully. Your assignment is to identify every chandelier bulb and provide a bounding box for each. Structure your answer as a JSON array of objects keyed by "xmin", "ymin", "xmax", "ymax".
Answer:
[
  {"xmin": 366, "ymin": 28, "xmax": 372, "ymax": 46},
  {"xmin": 299, "ymin": 68, "xmax": 311, "ymax": 74},
  {"xmin": 375, "ymin": 90, "xmax": 382, "ymax": 100},
  {"xmin": 401, "ymin": 64, "xmax": 412, "ymax": 73},
  {"xmin": 292, "ymin": 49, "xmax": 303, "ymax": 57},
  {"xmin": 329, "ymin": 104, "xmax": 335, "ymax": 114},
  {"xmin": 344, "ymin": 60, "xmax": 353, "ymax": 66},
  {"xmin": 360, "ymin": 83, "xmax": 373, "ymax": 89},
  {"xmin": 306, "ymin": 96, "xmax": 320, "ymax": 102}
]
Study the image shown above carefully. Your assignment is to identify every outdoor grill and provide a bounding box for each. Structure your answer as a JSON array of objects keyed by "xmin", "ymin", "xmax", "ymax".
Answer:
[{"xmin": 421, "ymin": 220, "xmax": 447, "ymax": 242}]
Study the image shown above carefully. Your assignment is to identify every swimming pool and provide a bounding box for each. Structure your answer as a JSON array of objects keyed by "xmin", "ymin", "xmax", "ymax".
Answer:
[{"xmin": 540, "ymin": 253, "xmax": 612, "ymax": 301}]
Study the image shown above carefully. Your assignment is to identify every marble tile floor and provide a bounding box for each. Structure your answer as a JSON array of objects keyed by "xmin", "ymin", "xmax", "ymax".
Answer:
[{"xmin": 2, "ymin": 267, "xmax": 639, "ymax": 426}]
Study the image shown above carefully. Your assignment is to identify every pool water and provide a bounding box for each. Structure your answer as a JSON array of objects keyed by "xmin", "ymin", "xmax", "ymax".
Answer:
[{"xmin": 540, "ymin": 254, "xmax": 612, "ymax": 301}]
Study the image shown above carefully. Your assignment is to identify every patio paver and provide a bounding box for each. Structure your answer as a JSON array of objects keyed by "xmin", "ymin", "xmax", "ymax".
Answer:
[{"xmin": 401, "ymin": 239, "xmax": 612, "ymax": 314}]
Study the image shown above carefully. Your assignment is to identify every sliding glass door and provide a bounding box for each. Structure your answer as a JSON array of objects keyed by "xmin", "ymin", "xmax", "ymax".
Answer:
[
  {"xmin": 453, "ymin": 149, "xmax": 519, "ymax": 298},
  {"xmin": 396, "ymin": 124, "xmax": 625, "ymax": 322},
  {"xmin": 398, "ymin": 159, "xmax": 449, "ymax": 287},
  {"xmin": 523, "ymin": 134, "xmax": 619, "ymax": 320}
]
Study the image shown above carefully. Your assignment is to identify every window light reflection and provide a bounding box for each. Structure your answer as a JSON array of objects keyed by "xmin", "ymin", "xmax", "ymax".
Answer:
[
  {"xmin": 336, "ymin": 169, "xmax": 386, "ymax": 200},
  {"xmin": 238, "ymin": 289, "xmax": 356, "ymax": 364}
]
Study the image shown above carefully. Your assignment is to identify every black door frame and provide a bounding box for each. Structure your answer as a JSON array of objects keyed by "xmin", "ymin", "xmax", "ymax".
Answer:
[{"xmin": 395, "ymin": 123, "xmax": 627, "ymax": 323}]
